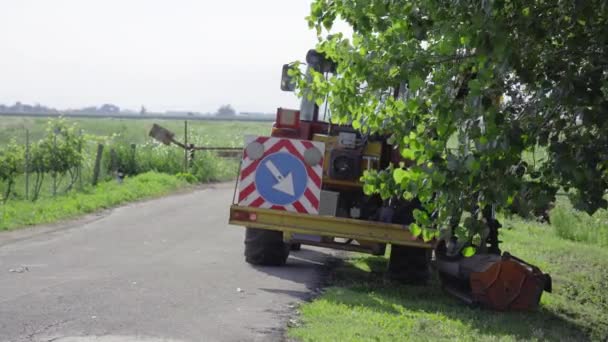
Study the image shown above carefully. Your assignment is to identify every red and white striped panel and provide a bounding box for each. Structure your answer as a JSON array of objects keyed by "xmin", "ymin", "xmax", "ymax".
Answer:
[{"xmin": 238, "ymin": 136, "xmax": 324, "ymax": 214}]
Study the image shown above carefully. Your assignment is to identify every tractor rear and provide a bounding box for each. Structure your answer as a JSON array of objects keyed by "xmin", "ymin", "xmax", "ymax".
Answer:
[{"xmin": 228, "ymin": 49, "xmax": 551, "ymax": 310}]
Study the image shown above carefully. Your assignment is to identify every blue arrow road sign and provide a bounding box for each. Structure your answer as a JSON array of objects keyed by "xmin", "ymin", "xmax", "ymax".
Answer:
[{"xmin": 255, "ymin": 152, "xmax": 308, "ymax": 205}]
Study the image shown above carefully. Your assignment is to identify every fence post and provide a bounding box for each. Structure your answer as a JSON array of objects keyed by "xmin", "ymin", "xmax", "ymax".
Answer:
[
  {"xmin": 131, "ymin": 143, "xmax": 137, "ymax": 174},
  {"xmin": 78, "ymin": 129, "xmax": 83, "ymax": 190},
  {"xmin": 183, "ymin": 120, "xmax": 188, "ymax": 172},
  {"xmin": 52, "ymin": 130, "xmax": 57, "ymax": 196},
  {"xmin": 24, "ymin": 129, "xmax": 30, "ymax": 200},
  {"xmin": 110, "ymin": 148, "xmax": 117, "ymax": 175},
  {"xmin": 92, "ymin": 144, "xmax": 104, "ymax": 186}
]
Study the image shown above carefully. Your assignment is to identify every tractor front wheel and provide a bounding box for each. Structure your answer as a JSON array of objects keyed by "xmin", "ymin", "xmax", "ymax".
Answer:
[{"xmin": 244, "ymin": 228, "xmax": 290, "ymax": 266}]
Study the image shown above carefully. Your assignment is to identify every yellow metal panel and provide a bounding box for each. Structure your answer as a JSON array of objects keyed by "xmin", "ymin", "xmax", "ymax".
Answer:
[
  {"xmin": 313, "ymin": 134, "xmax": 337, "ymax": 175},
  {"xmin": 229, "ymin": 205, "xmax": 434, "ymax": 249},
  {"xmin": 363, "ymin": 141, "xmax": 382, "ymax": 157},
  {"xmin": 322, "ymin": 178, "xmax": 363, "ymax": 188}
]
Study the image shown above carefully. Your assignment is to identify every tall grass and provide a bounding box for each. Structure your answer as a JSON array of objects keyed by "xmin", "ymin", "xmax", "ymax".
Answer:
[
  {"xmin": 550, "ymin": 197, "xmax": 608, "ymax": 247},
  {"xmin": 106, "ymin": 140, "xmax": 238, "ymax": 183}
]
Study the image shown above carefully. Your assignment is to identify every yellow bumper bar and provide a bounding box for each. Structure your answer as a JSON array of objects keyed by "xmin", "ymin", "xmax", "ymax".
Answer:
[{"xmin": 229, "ymin": 205, "xmax": 433, "ymax": 249}]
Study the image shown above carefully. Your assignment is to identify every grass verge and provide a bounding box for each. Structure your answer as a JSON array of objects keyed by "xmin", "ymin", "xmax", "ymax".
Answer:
[
  {"xmin": 0, "ymin": 172, "xmax": 188, "ymax": 231},
  {"xmin": 289, "ymin": 219, "xmax": 608, "ymax": 341}
]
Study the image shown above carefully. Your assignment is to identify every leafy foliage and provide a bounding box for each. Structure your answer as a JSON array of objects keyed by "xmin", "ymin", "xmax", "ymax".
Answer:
[
  {"xmin": 104, "ymin": 140, "xmax": 236, "ymax": 183},
  {"xmin": 304, "ymin": 0, "xmax": 608, "ymax": 250},
  {"xmin": 28, "ymin": 118, "xmax": 85, "ymax": 200},
  {"xmin": 215, "ymin": 104, "xmax": 237, "ymax": 117},
  {"xmin": 0, "ymin": 140, "xmax": 24, "ymax": 201}
]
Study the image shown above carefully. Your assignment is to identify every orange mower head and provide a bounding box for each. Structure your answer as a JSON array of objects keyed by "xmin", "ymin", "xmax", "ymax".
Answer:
[{"xmin": 437, "ymin": 252, "xmax": 552, "ymax": 311}]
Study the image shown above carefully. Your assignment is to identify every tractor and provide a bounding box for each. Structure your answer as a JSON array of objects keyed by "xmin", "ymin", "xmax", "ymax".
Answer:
[{"xmin": 229, "ymin": 49, "xmax": 551, "ymax": 310}]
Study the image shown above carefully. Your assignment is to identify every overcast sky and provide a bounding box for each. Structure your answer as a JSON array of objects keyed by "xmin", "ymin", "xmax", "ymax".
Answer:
[{"xmin": 0, "ymin": 0, "xmax": 342, "ymax": 113}]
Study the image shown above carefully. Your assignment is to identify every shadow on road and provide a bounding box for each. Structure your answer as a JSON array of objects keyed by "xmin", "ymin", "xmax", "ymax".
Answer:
[{"xmin": 250, "ymin": 247, "xmax": 343, "ymax": 300}]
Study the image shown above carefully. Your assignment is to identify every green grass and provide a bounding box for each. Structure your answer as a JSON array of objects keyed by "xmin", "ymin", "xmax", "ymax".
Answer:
[
  {"xmin": 0, "ymin": 172, "xmax": 188, "ymax": 231},
  {"xmin": 289, "ymin": 219, "xmax": 608, "ymax": 342}
]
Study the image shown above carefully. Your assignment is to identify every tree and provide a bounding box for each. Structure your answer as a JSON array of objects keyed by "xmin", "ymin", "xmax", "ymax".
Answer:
[
  {"xmin": 303, "ymin": 1, "xmax": 608, "ymax": 254},
  {"xmin": 29, "ymin": 118, "xmax": 84, "ymax": 200},
  {"xmin": 99, "ymin": 104, "xmax": 120, "ymax": 114},
  {"xmin": 215, "ymin": 104, "xmax": 237, "ymax": 117}
]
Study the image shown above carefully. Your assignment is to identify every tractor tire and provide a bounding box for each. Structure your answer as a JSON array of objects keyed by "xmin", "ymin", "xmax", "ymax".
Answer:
[
  {"xmin": 244, "ymin": 228, "xmax": 290, "ymax": 266},
  {"xmin": 387, "ymin": 244, "xmax": 431, "ymax": 285}
]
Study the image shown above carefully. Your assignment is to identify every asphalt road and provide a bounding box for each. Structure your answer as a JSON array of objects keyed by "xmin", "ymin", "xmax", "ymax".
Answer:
[{"xmin": 0, "ymin": 184, "xmax": 338, "ymax": 342}]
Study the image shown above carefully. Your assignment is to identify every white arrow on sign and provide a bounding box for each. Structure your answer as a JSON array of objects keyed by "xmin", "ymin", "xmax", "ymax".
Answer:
[{"xmin": 264, "ymin": 160, "xmax": 295, "ymax": 196}]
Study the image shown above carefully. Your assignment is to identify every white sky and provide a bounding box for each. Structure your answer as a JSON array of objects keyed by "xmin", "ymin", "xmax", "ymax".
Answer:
[{"xmin": 0, "ymin": 0, "xmax": 342, "ymax": 113}]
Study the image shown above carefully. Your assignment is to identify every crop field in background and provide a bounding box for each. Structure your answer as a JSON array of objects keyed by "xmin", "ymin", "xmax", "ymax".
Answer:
[{"xmin": 0, "ymin": 116, "xmax": 269, "ymax": 146}]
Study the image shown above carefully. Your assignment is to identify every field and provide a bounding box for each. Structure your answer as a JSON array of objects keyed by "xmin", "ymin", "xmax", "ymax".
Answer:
[{"xmin": 0, "ymin": 116, "xmax": 269, "ymax": 146}]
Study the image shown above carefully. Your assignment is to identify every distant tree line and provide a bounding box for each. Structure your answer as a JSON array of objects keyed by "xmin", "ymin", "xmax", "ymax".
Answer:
[
  {"xmin": 0, "ymin": 101, "xmax": 274, "ymax": 118},
  {"xmin": 0, "ymin": 102, "xmax": 121, "ymax": 115},
  {"xmin": 0, "ymin": 102, "xmax": 59, "ymax": 114},
  {"xmin": 215, "ymin": 104, "xmax": 236, "ymax": 117}
]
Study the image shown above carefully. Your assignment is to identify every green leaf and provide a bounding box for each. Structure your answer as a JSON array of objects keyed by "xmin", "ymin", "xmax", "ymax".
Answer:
[
  {"xmin": 408, "ymin": 75, "xmax": 424, "ymax": 92},
  {"xmin": 400, "ymin": 148, "xmax": 416, "ymax": 160},
  {"xmin": 406, "ymin": 99, "xmax": 419, "ymax": 112},
  {"xmin": 363, "ymin": 183, "xmax": 375, "ymax": 195},
  {"xmin": 462, "ymin": 246, "xmax": 476, "ymax": 257},
  {"xmin": 409, "ymin": 223, "xmax": 422, "ymax": 237},
  {"xmin": 422, "ymin": 228, "xmax": 435, "ymax": 242},
  {"xmin": 389, "ymin": 66, "xmax": 400, "ymax": 78},
  {"xmin": 465, "ymin": 155, "xmax": 480, "ymax": 172},
  {"xmin": 413, "ymin": 209, "xmax": 430, "ymax": 225},
  {"xmin": 393, "ymin": 168, "xmax": 408, "ymax": 183}
]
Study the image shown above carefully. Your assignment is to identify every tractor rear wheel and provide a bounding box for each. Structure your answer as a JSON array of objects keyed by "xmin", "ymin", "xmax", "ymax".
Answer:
[
  {"xmin": 244, "ymin": 228, "xmax": 290, "ymax": 266},
  {"xmin": 387, "ymin": 244, "xmax": 431, "ymax": 285}
]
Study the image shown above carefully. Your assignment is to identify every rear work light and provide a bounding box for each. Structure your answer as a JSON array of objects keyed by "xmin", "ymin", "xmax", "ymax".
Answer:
[
  {"xmin": 276, "ymin": 108, "xmax": 300, "ymax": 129},
  {"xmin": 231, "ymin": 210, "xmax": 257, "ymax": 222}
]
